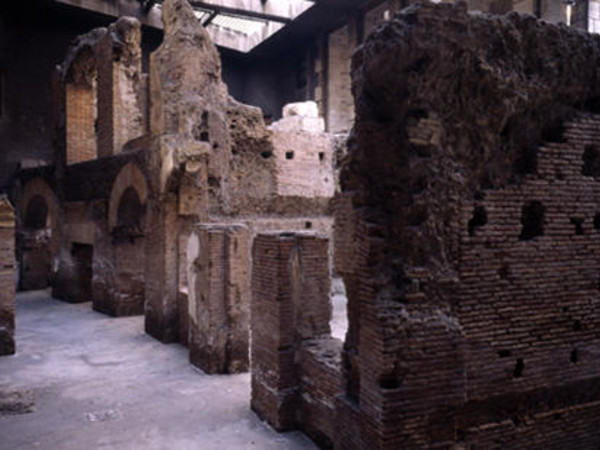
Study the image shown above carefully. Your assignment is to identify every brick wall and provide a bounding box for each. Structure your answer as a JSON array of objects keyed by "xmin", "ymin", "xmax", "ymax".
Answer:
[
  {"xmin": 251, "ymin": 231, "xmax": 337, "ymax": 435},
  {"xmin": 0, "ymin": 196, "xmax": 15, "ymax": 355},
  {"xmin": 270, "ymin": 109, "xmax": 335, "ymax": 199},
  {"xmin": 66, "ymin": 80, "xmax": 97, "ymax": 165},
  {"xmin": 96, "ymin": 18, "xmax": 144, "ymax": 157},
  {"xmin": 298, "ymin": 338, "xmax": 343, "ymax": 448},
  {"xmin": 187, "ymin": 223, "xmax": 250, "ymax": 374},
  {"xmin": 333, "ymin": 4, "xmax": 600, "ymax": 448},
  {"xmin": 144, "ymin": 194, "xmax": 179, "ymax": 343},
  {"xmin": 447, "ymin": 113, "xmax": 600, "ymax": 448}
]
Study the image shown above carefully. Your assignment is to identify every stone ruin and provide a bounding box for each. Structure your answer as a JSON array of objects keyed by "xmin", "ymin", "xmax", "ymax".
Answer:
[
  {"xmin": 334, "ymin": 2, "xmax": 600, "ymax": 448},
  {"xmin": 15, "ymin": 0, "xmax": 336, "ymax": 378},
  {"xmin": 251, "ymin": 2, "xmax": 600, "ymax": 449},
  {"xmin": 9, "ymin": 0, "xmax": 600, "ymax": 448}
]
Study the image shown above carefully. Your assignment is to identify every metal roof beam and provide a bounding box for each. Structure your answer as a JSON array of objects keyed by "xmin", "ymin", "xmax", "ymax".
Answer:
[
  {"xmin": 187, "ymin": 1, "xmax": 294, "ymax": 23},
  {"xmin": 188, "ymin": 0, "xmax": 312, "ymax": 20}
]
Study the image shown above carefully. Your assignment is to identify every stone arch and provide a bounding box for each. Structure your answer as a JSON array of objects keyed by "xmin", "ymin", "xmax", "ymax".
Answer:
[
  {"xmin": 18, "ymin": 178, "xmax": 60, "ymax": 290},
  {"xmin": 24, "ymin": 195, "xmax": 49, "ymax": 230},
  {"xmin": 19, "ymin": 178, "xmax": 59, "ymax": 241},
  {"xmin": 92, "ymin": 163, "xmax": 148, "ymax": 316},
  {"xmin": 108, "ymin": 163, "xmax": 148, "ymax": 232}
]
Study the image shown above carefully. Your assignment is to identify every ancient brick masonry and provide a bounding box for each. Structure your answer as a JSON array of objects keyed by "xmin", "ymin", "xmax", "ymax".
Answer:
[
  {"xmin": 333, "ymin": 3, "xmax": 600, "ymax": 449},
  {"xmin": 144, "ymin": 0, "xmax": 335, "ymax": 347},
  {"xmin": 186, "ymin": 224, "xmax": 250, "ymax": 374},
  {"xmin": 53, "ymin": 17, "xmax": 146, "ymax": 309},
  {"xmin": 251, "ymin": 231, "xmax": 342, "ymax": 445},
  {"xmin": 0, "ymin": 196, "xmax": 15, "ymax": 355}
]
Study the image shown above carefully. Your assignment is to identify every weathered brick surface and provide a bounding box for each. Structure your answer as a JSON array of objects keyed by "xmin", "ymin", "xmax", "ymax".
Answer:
[
  {"xmin": 298, "ymin": 338, "xmax": 343, "ymax": 449},
  {"xmin": 63, "ymin": 17, "xmax": 144, "ymax": 162},
  {"xmin": 335, "ymin": 3, "xmax": 600, "ymax": 449},
  {"xmin": 271, "ymin": 129, "xmax": 334, "ymax": 199},
  {"xmin": 144, "ymin": 194, "xmax": 179, "ymax": 342},
  {"xmin": 0, "ymin": 197, "xmax": 16, "ymax": 355},
  {"xmin": 96, "ymin": 18, "xmax": 143, "ymax": 157},
  {"xmin": 66, "ymin": 81, "xmax": 97, "ymax": 165},
  {"xmin": 251, "ymin": 232, "xmax": 331, "ymax": 431},
  {"xmin": 187, "ymin": 223, "xmax": 250, "ymax": 374}
]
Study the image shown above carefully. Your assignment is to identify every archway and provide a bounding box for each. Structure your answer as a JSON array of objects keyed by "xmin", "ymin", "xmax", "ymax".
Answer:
[
  {"xmin": 94, "ymin": 163, "xmax": 148, "ymax": 316},
  {"xmin": 18, "ymin": 179, "xmax": 59, "ymax": 291}
]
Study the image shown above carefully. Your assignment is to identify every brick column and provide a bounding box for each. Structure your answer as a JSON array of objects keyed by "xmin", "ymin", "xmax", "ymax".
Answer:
[
  {"xmin": 187, "ymin": 223, "xmax": 250, "ymax": 374},
  {"xmin": 144, "ymin": 195, "xmax": 179, "ymax": 343},
  {"xmin": 251, "ymin": 231, "xmax": 330, "ymax": 430},
  {"xmin": 0, "ymin": 197, "xmax": 15, "ymax": 355}
]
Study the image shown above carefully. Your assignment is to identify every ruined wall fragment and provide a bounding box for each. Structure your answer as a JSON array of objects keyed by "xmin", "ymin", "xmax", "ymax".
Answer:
[
  {"xmin": 270, "ymin": 102, "xmax": 335, "ymax": 199},
  {"xmin": 61, "ymin": 17, "xmax": 145, "ymax": 162},
  {"xmin": 0, "ymin": 196, "xmax": 15, "ymax": 355},
  {"xmin": 96, "ymin": 17, "xmax": 144, "ymax": 157},
  {"xmin": 336, "ymin": 3, "xmax": 600, "ymax": 448}
]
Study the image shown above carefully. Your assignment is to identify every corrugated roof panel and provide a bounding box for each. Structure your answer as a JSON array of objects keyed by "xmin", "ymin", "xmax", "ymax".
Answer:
[
  {"xmin": 193, "ymin": 8, "xmax": 212, "ymax": 22},
  {"xmin": 210, "ymin": 14, "xmax": 266, "ymax": 36}
]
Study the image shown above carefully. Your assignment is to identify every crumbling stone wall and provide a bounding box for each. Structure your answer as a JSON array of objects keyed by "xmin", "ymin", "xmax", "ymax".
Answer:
[
  {"xmin": 0, "ymin": 196, "xmax": 15, "ymax": 355},
  {"xmin": 334, "ymin": 3, "xmax": 600, "ymax": 448},
  {"xmin": 144, "ymin": 0, "xmax": 335, "ymax": 347}
]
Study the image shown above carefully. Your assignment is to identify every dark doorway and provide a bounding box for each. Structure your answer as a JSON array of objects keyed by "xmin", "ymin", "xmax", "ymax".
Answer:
[
  {"xmin": 71, "ymin": 243, "xmax": 93, "ymax": 301},
  {"xmin": 20, "ymin": 195, "xmax": 51, "ymax": 290}
]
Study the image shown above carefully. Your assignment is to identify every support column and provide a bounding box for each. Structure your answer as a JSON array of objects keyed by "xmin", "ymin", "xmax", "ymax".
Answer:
[
  {"xmin": 0, "ymin": 196, "xmax": 15, "ymax": 355},
  {"xmin": 251, "ymin": 231, "xmax": 330, "ymax": 431},
  {"xmin": 144, "ymin": 194, "xmax": 179, "ymax": 343},
  {"xmin": 187, "ymin": 223, "xmax": 250, "ymax": 374}
]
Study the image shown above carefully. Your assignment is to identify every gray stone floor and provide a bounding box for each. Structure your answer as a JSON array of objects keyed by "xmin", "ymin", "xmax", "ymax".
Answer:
[{"xmin": 0, "ymin": 290, "xmax": 318, "ymax": 450}]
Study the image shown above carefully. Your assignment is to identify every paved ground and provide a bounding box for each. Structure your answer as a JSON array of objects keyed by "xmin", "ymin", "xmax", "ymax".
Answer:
[{"xmin": 0, "ymin": 290, "xmax": 319, "ymax": 450}]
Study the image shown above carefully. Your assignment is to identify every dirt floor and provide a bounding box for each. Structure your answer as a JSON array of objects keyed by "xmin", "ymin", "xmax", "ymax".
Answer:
[{"xmin": 0, "ymin": 290, "xmax": 321, "ymax": 450}]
